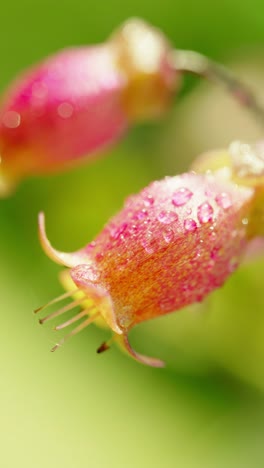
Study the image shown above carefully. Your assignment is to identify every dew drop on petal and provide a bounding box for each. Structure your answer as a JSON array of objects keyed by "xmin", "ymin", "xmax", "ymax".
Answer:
[
  {"xmin": 32, "ymin": 82, "xmax": 48, "ymax": 99},
  {"xmin": 242, "ymin": 218, "xmax": 249, "ymax": 225},
  {"xmin": 162, "ymin": 226, "xmax": 174, "ymax": 243},
  {"xmin": 136, "ymin": 209, "xmax": 148, "ymax": 220},
  {"xmin": 110, "ymin": 223, "xmax": 128, "ymax": 240},
  {"xmin": 197, "ymin": 202, "xmax": 214, "ymax": 224},
  {"xmin": 215, "ymin": 192, "xmax": 232, "ymax": 210},
  {"xmin": 209, "ymin": 232, "xmax": 216, "ymax": 241},
  {"xmin": 157, "ymin": 210, "xmax": 178, "ymax": 224},
  {"xmin": 57, "ymin": 102, "xmax": 74, "ymax": 119},
  {"xmin": 2, "ymin": 111, "xmax": 21, "ymax": 128},
  {"xmin": 73, "ymin": 264, "xmax": 99, "ymax": 282},
  {"xmin": 143, "ymin": 194, "xmax": 154, "ymax": 207},
  {"xmin": 128, "ymin": 224, "xmax": 139, "ymax": 235},
  {"xmin": 172, "ymin": 187, "xmax": 193, "ymax": 207},
  {"xmin": 184, "ymin": 218, "xmax": 197, "ymax": 232},
  {"xmin": 141, "ymin": 232, "xmax": 155, "ymax": 254}
]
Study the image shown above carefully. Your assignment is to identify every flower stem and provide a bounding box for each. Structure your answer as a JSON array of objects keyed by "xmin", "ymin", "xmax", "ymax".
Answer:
[{"xmin": 170, "ymin": 49, "xmax": 264, "ymax": 127}]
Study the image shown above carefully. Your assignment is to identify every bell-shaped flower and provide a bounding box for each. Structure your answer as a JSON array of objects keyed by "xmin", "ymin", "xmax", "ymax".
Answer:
[
  {"xmin": 36, "ymin": 166, "xmax": 259, "ymax": 366},
  {"xmin": 0, "ymin": 19, "xmax": 178, "ymax": 196}
]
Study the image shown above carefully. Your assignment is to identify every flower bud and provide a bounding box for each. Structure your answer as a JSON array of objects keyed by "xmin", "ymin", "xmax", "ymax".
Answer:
[
  {"xmin": 0, "ymin": 18, "xmax": 178, "ymax": 196},
  {"xmin": 109, "ymin": 18, "xmax": 178, "ymax": 120},
  {"xmin": 37, "ymin": 171, "xmax": 255, "ymax": 366}
]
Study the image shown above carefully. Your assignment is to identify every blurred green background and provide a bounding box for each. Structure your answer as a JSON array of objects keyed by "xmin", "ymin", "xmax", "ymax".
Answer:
[{"xmin": 1, "ymin": 1, "xmax": 264, "ymax": 467}]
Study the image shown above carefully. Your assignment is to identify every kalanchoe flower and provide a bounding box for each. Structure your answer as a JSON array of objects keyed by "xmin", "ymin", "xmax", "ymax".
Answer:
[
  {"xmin": 0, "ymin": 18, "xmax": 178, "ymax": 196},
  {"xmin": 36, "ymin": 163, "xmax": 260, "ymax": 367}
]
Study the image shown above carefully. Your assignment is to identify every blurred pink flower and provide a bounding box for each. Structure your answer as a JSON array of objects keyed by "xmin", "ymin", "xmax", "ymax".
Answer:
[{"xmin": 0, "ymin": 19, "xmax": 178, "ymax": 196}]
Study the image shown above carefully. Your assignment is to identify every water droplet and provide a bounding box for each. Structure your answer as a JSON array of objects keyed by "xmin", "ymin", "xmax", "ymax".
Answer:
[
  {"xmin": 32, "ymin": 82, "xmax": 48, "ymax": 99},
  {"xmin": 110, "ymin": 223, "xmax": 128, "ymax": 240},
  {"xmin": 209, "ymin": 232, "xmax": 216, "ymax": 240},
  {"xmin": 157, "ymin": 210, "xmax": 178, "ymax": 224},
  {"xmin": 86, "ymin": 241, "xmax": 97, "ymax": 252},
  {"xmin": 162, "ymin": 227, "xmax": 174, "ymax": 243},
  {"xmin": 184, "ymin": 218, "xmax": 197, "ymax": 232},
  {"xmin": 242, "ymin": 218, "xmax": 249, "ymax": 225},
  {"xmin": 74, "ymin": 264, "xmax": 99, "ymax": 282},
  {"xmin": 215, "ymin": 192, "xmax": 232, "ymax": 210},
  {"xmin": 141, "ymin": 232, "xmax": 155, "ymax": 254},
  {"xmin": 197, "ymin": 202, "xmax": 214, "ymax": 224},
  {"xmin": 2, "ymin": 111, "xmax": 21, "ymax": 128},
  {"xmin": 172, "ymin": 187, "xmax": 193, "ymax": 206},
  {"xmin": 136, "ymin": 209, "xmax": 148, "ymax": 220},
  {"xmin": 143, "ymin": 194, "xmax": 154, "ymax": 207},
  {"xmin": 57, "ymin": 102, "xmax": 74, "ymax": 119},
  {"xmin": 128, "ymin": 224, "xmax": 139, "ymax": 235}
]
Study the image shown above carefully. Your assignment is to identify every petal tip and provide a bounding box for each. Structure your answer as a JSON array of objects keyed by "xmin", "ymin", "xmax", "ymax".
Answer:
[
  {"xmin": 117, "ymin": 334, "xmax": 165, "ymax": 368},
  {"xmin": 38, "ymin": 211, "xmax": 76, "ymax": 267}
]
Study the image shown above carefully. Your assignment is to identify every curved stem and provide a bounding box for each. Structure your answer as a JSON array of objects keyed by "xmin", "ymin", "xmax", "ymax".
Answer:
[{"xmin": 170, "ymin": 49, "xmax": 264, "ymax": 127}]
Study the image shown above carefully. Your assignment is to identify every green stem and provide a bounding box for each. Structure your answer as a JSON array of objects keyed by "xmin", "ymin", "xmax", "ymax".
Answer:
[{"xmin": 170, "ymin": 49, "xmax": 264, "ymax": 127}]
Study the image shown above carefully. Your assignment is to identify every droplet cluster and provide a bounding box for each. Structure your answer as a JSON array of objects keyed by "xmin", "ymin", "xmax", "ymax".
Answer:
[{"xmin": 81, "ymin": 173, "xmax": 253, "ymax": 327}]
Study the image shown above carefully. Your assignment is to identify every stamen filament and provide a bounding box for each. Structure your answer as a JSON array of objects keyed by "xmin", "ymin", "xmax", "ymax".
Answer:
[
  {"xmin": 39, "ymin": 297, "xmax": 85, "ymax": 324},
  {"xmin": 34, "ymin": 289, "xmax": 80, "ymax": 314},
  {"xmin": 54, "ymin": 309, "xmax": 91, "ymax": 330},
  {"xmin": 51, "ymin": 312, "xmax": 100, "ymax": 352}
]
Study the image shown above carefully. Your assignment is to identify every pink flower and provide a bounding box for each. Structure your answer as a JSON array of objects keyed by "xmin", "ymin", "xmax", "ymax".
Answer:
[
  {"xmin": 0, "ymin": 19, "xmax": 178, "ymax": 196},
  {"xmin": 36, "ymin": 171, "xmax": 255, "ymax": 367}
]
